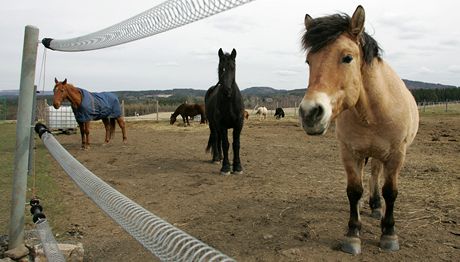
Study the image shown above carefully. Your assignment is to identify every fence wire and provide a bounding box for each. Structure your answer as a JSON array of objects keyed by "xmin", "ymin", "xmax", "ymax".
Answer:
[
  {"xmin": 42, "ymin": 0, "xmax": 255, "ymax": 52},
  {"xmin": 37, "ymin": 127, "xmax": 235, "ymax": 261}
]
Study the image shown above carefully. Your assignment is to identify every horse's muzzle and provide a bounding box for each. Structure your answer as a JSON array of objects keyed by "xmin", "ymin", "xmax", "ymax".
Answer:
[
  {"xmin": 299, "ymin": 100, "xmax": 329, "ymax": 136},
  {"xmin": 53, "ymin": 102, "xmax": 61, "ymax": 109}
]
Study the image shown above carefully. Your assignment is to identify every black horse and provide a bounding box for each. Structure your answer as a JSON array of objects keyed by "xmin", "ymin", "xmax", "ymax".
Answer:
[
  {"xmin": 205, "ymin": 48, "xmax": 244, "ymax": 175},
  {"xmin": 274, "ymin": 107, "xmax": 285, "ymax": 119}
]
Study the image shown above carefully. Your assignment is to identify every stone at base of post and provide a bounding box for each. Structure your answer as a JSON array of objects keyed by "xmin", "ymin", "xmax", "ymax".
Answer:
[
  {"xmin": 4, "ymin": 244, "xmax": 29, "ymax": 260},
  {"xmin": 33, "ymin": 243, "xmax": 84, "ymax": 262}
]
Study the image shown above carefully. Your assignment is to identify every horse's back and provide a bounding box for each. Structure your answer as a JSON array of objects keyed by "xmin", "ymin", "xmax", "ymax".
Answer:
[
  {"xmin": 93, "ymin": 92, "xmax": 122, "ymax": 119},
  {"xmin": 75, "ymin": 89, "xmax": 121, "ymax": 121}
]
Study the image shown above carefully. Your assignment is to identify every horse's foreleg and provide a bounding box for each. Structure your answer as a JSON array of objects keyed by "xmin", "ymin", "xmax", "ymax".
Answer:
[
  {"xmin": 219, "ymin": 129, "xmax": 230, "ymax": 175},
  {"xmin": 116, "ymin": 117, "xmax": 127, "ymax": 143},
  {"xmin": 78, "ymin": 122, "xmax": 86, "ymax": 149},
  {"xmin": 102, "ymin": 118, "xmax": 110, "ymax": 144},
  {"xmin": 369, "ymin": 158, "xmax": 383, "ymax": 218},
  {"xmin": 380, "ymin": 149, "xmax": 405, "ymax": 252},
  {"xmin": 232, "ymin": 126, "xmax": 243, "ymax": 174},
  {"xmin": 340, "ymin": 147, "xmax": 365, "ymax": 255}
]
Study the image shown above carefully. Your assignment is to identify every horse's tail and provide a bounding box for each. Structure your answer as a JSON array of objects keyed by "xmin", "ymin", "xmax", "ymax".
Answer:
[{"xmin": 110, "ymin": 118, "xmax": 116, "ymax": 138}]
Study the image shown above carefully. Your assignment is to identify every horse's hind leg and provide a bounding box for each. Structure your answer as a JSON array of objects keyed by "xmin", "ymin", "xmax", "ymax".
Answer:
[
  {"xmin": 109, "ymin": 118, "xmax": 116, "ymax": 139},
  {"xmin": 102, "ymin": 118, "xmax": 111, "ymax": 144},
  {"xmin": 369, "ymin": 158, "xmax": 383, "ymax": 218},
  {"xmin": 219, "ymin": 129, "xmax": 231, "ymax": 175},
  {"xmin": 212, "ymin": 129, "xmax": 222, "ymax": 162},
  {"xmin": 116, "ymin": 117, "xmax": 128, "ymax": 143},
  {"xmin": 380, "ymin": 149, "xmax": 405, "ymax": 252},
  {"xmin": 340, "ymin": 147, "xmax": 365, "ymax": 255}
]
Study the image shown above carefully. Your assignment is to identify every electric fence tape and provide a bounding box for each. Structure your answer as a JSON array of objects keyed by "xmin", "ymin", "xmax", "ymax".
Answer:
[
  {"xmin": 35, "ymin": 219, "xmax": 66, "ymax": 262},
  {"xmin": 35, "ymin": 125, "xmax": 235, "ymax": 261},
  {"xmin": 42, "ymin": 0, "xmax": 255, "ymax": 52}
]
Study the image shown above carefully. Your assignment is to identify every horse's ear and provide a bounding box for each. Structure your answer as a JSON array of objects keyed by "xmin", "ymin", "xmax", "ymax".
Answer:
[
  {"xmin": 218, "ymin": 48, "xmax": 224, "ymax": 58},
  {"xmin": 62, "ymin": 78, "xmax": 67, "ymax": 85},
  {"xmin": 231, "ymin": 49, "xmax": 237, "ymax": 59},
  {"xmin": 304, "ymin": 14, "xmax": 314, "ymax": 30},
  {"xmin": 350, "ymin": 5, "xmax": 365, "ymax": 38},
  {"xmin": 54, "ymin": 77, "xmax": 58, "ymax": 84}
]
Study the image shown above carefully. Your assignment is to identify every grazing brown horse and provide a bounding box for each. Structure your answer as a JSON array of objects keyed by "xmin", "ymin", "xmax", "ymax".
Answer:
[
  {"xmin": 298, "ymin": 6, "xmax": 419, "ymax": 254},
  {"xmin": 170, "ymin": 103, "xmax": 206, "ymax": 126},
  {"xmin": 53, "ymin": 78, "xmax": 127, "ymax": 149}
]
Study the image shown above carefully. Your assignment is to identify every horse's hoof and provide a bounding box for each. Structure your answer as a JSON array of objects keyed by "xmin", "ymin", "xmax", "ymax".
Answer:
[
  {"xmin": 220, "ymin": 171, "xmax": 231, "ymax": 176},
  {"xmin": 342, "ymin": 237, "xmax": 361, "ymax": 255},
  {"xmin": 232, "ymin": 170, "xmax": 243, "ymax": 175},
  {"xmin": 380, "ymin": 235, "xmax": 399, "ymax": 252},
  {"xmin": 370, "ymin": 209, "xmax": 383, "ymax": 219},
  {"xmin": 212, "ymin": 160, "xmax": 221, "ymax": 165}
]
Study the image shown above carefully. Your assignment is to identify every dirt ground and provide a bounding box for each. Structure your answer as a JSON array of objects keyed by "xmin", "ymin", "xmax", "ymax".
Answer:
[{"xmin": 43, "ymin": 113, "xmax": 459, "ymax": 261}]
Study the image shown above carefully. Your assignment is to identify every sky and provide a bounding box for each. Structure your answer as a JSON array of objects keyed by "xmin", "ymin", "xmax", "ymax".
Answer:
[{"xmin": 0, "ymin": 0, "xmax": 459, "ymax": 92}]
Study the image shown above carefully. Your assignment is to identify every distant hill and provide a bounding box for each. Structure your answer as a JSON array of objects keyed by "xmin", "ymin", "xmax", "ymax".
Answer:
[
  {"xmin": 402, "ymin": 79, "xmax": 458, "ymax": 89},
  {"xmin": 241, "ymin": 86, "xmax": 287, "ymax": 96},
  {"xmin": 0, "ymin": 79, "xmax": 457, "ymax": 98}
]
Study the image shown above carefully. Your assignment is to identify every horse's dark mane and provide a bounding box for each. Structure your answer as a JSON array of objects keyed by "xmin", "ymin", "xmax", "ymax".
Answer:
[{"xmin": 301, "ymin": 13, "xmax": 382, "ymax": 64}]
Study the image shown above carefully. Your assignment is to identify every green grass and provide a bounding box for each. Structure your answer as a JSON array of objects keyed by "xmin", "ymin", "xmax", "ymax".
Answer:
[{"xmin": 0, "ymin": 122, "xmax": 65, "ymax": 236}]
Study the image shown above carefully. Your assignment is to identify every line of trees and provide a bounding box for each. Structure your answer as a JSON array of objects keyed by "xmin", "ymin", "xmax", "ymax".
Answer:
[{"xmin": 410, "ymin": 88, "xmax": 460, "ymax": 102}]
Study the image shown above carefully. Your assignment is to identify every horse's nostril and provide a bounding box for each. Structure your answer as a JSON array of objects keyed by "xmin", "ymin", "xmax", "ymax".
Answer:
[{"xmin": 305, "ymin": 104, "xmax": 324, "ymax": 127}]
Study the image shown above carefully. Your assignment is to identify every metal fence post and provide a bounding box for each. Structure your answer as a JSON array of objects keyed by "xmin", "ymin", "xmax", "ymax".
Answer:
[
  {"xmin": 156, "ymin": 100, "xmax": 159, "ymax": 121},
  {"xmin": 8, "ymin": 25, "xmax": 39, "ymax": 252}
]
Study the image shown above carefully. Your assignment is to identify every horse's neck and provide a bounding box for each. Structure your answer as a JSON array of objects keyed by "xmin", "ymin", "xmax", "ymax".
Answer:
[
  {"xmin": 66, "ymin": 86, "xmax": 83, "ymax": 108},
  {"xmin": 354, "ymin": 60, "xmax": 399, "ymax": 123},
  {"xmin": 172, "ymin": 106, "xmax": 182, "ymax": 117}
]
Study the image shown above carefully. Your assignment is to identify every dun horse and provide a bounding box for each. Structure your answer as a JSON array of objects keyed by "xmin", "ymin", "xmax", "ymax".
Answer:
[
  {"xmin": 170, "ymin": 103, "xmax": 206, "ymax": 126},
  {"xmin": 205, "ymin": 48, "xmax": 244, "ymax": 175},
  {"xmin": 298, "ymin": 6, "xmax": 419, "ymax": 254},
  {"xmin": 53, "ymin": 78, "xmax": 127, "ymax": 149}
]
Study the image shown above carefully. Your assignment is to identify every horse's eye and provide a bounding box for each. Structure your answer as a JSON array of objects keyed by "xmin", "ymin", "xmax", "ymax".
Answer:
[
  {"xmin": 342, "ymin": 55, "xmax": 353, "ymax": 64},
  {"xmin": 306, "ymin": 59, "xmax": 310, "ymax": 65}
]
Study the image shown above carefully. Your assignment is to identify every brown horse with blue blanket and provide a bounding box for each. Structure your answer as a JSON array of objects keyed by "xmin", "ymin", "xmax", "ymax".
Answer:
[{"xmin": 53, "ymin": 78, "xmax": 127, "ymax": 149}]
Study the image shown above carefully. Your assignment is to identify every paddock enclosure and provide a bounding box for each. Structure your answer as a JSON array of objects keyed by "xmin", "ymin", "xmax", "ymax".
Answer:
[{"xmin": 40, "ymin": 114, "xmax": 459, "ymax": 261}]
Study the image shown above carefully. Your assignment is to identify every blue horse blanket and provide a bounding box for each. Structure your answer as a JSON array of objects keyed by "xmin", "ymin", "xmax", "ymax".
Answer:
[{"xmin": 73, "ymin": 88, "xmax": 122, "ymax": 122}]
